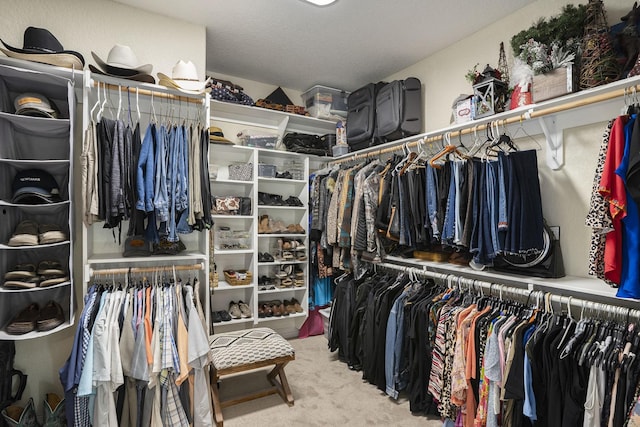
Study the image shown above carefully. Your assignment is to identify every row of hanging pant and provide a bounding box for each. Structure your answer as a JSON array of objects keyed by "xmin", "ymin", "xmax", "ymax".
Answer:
[
  {"xmin": 59, "ymin": 274, "xmax": 213, "ymax": 427},
  {"xmin": 308, "ymin": 149, "xmax": 545, "ymax": 275},
  {"xmin": 82, "ymin": 116, "xmax": 213, "ymax": 245},
  {"xmin": 327, "ymin": 266, "xmax": 640, "ymax": 426}
]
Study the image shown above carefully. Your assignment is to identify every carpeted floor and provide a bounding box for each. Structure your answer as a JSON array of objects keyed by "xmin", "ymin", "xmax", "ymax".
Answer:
[{"xmin": 218, "ymin": 334, "xmax": 442, "ymax": 427}]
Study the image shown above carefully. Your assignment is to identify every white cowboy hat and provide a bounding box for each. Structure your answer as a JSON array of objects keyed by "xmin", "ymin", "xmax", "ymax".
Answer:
[
  {"xmin": 157, "ymin": 60, "xmax": 210, "ymax": 94},
  {"xmin": 91, "ymin": 44, "xmax": 152, "ymax": 76}
]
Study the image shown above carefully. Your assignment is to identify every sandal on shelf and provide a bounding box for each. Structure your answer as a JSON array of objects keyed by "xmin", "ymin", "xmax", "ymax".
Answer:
[
  {"xmin": 297, "ymin": 253, "xmax": 307, "ymax": 261},
  {"xmin": 282, "ymin": 251, "xmax": 294, "ymax": 260},
  {"xmin": 271, "ymin": 220, "xmax": 287, "ymax": 233},
  {"xmin": 258, "ymin": 215, "xmax": 272, "ymax": 234},
  {"xmin": 281, "ymin": 278, "xmax": 293, "ymax": 288}
]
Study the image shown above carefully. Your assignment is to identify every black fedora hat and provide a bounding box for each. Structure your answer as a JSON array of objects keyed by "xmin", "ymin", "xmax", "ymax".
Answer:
[{"xmin": 0, "ymin": 27, "xmax": 85, "ymax": 69}]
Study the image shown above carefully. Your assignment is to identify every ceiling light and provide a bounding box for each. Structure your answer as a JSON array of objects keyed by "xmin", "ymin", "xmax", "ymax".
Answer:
[{"xmin": 302, "ymin": 0, "xmax": 337, "ymax": 6}]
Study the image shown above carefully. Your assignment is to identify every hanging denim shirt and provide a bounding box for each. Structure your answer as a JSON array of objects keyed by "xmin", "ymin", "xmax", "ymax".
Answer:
[
  {"xmin": 154, "ymin": 125, "xmax": 169, "ymax": 223},
  {"xmin": 136, "ymin": 124, "xmax": 156, "ymax": 212}
]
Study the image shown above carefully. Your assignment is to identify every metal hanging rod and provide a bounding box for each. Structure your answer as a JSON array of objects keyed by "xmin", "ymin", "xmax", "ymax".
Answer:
[
  {"xmin": 89, "ymin": 262, "xmax": 204, "ymax": 277},
  {"xmin": 330, "ymin": 81, "xmax": 640, "ymax": 165},
  {"xmin": 373, "ymin": 261, "xmax": 640, "ymax": 319}
]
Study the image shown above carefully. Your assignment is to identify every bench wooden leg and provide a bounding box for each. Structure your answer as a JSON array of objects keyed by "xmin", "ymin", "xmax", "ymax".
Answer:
[
  {"xmin": 209, "ymin": 368, "xmax": 224, "ymax": 427},
  {"xmin": 267, "ymin": 362, "xmax": 294, "ymax": 406}
]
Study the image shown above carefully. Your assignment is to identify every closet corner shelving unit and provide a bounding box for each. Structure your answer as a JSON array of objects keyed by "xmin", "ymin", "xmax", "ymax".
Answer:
[
  {"xmin": 210, "ymin": 100, "xmax": 334, "ymax": 337},
  {"xmin": 0, "ymin": 58, "xmax": 80, "ymax": 340},
  {"xmin": 80, "ymin": 72, "xmax": 212, "ymax": 331}
]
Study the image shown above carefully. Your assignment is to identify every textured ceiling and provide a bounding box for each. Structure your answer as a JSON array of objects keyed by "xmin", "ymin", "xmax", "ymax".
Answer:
[{"xmin": 115, "ymin": 0, "xmax": 535, "ymax": 92}]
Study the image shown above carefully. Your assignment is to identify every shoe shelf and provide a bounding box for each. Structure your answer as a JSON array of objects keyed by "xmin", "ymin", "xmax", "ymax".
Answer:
[
  {"xmin": 0, "ymin": 60, "xmax": 76, "ymax": 339},
  {"xmin": 257, "ymin": 177, "xmax": 307, "ymax": 184},
  {"xmin": 258, "ymin": 287, "xmax": 307, "ymax": 295},
  {"xmin": 258, "ymin": 260, "xmax": 307, "ymax": 266},
  {"xmin": 214, "ymin": 281, "xmax": 255, "ymax": 291},
  {"xmin": 212, "ymin": 317, "xmax": 254, "ymax": 327},
  {"xmin": 212, "ymin": 178, "xmax": 254, "ymax": 185},
  {"xmin": 209, "ymin": 102, "xmax": 324, "ymax": 334},
  {"xmin": 215, "ymin": 248, "xmax": 254, "ymax": 255},
  {"xmin": 258, "ymin": 233, "xmax": 307, "ymax": 238},
  {"xmin": 0, "ymin": 200, "xmax": 70, "ymax": 208},
  {"xmin": 0, "ymin": 319, "xmax": 74, "ymax": 341},
  {"xmin": 257, "ymin": 312, "xmax": 306, "ymax": 323},
  {"xmin": 211, "ymin": 214, "xmax": 254, "ymax": 219},
  {"xmin": 0, "ymin": 240, "xmax": 70, "ymax": 250},
  {"xmin": 0, "ymin": 280, "xmax": 71, "ymax": 293},
  {"xmin": 258, "ymin": 205, "xmax": 306, "ymax": 210}
]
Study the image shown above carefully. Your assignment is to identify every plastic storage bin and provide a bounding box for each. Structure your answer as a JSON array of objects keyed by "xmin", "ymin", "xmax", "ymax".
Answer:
[
  {"xmin": 332, "ymin": 145, "xmax": 349, "ymax": 157},
  {"xmin": 301, "ymin": 85, "xmax": 350, "ymax": 119},
  {"xmin": 215, "ymin": 227, "xmax": 251, "ymax": 250},
  {"xmin": 258, "ymin": 163, "xmax": 277, "ymax": 178},
  {"xmin": 237, "ymin": 129, "xmax": 278, "ymax": 149}
]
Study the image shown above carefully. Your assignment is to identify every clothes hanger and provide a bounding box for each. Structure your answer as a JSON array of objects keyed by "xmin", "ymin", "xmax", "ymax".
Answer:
[
  {"xmin": 116, "ymin": 85, "xmax": 122, "ymax": 120},
  {"xmin": 136, "ymin": 88, "xmax": 141, "ymax": 122},
  {"xmin": 150, "ymin": 91, "xmax": 158, "ymax": 123},
  {"xmin": 90, "ymin": 81, "xmax": 102, "ymax": 120},
  {"xmin": 97, "ymin": 81, "xmax": 108, "ymax": 121},
  {"xmin": 428, "ymin": 132, "xmax": 467, "ymax": 168},
  {"xmin": 511, "ymin": 115, "xmax": 542, "ymax": 151}
]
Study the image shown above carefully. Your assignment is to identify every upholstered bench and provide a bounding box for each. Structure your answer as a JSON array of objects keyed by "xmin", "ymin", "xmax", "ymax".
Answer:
[{"xmin": 208, "ymin": 327, "xmax": 295, "ymax": 426}]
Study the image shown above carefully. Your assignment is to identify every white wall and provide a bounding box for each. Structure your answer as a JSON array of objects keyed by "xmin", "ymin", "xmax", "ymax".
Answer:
[
  {"xmin": 0, "ymin": 0, "xmax": 205, "ymax": 414},
  {"xmin": 0, "ymin": 0, "xmax": 206, "ymax": 79},
  {"xmin": 384, "ymin": 0, "xmax": 634, "ymax": 279}
]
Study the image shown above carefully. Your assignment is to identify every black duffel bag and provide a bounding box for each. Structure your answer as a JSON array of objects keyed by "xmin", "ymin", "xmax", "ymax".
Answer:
[{"xmin": 283, "ymin": 132, "xmax": 333, "ymax": 156}]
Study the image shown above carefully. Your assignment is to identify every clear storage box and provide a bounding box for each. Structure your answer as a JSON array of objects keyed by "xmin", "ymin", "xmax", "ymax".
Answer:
[
  {"xmin": 215, "ymin": 227, "xmax": 251, "ymax": 250},
  {"xmin": 301, "ymin": 85, "xmax": 349, "ymax": 119},
  {"xmin": 237, "ymin": 129, "xmax": 278, "ymax": 149},
  {"xmin": 258, "ymin": 163, "xmax": 277, "ymax": 178}
]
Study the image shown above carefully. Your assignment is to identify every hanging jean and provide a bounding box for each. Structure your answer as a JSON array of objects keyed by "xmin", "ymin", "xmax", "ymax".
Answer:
[
  {"xmin": 453, "ymin": 160, "xmax": 466, "ymax": 246},
  {"xmin": 154, "ymin": 125, "xmax": 169, "ymax": 223},
  {"xmin": 426, "ymin": 165, "xmax": 439, "ymax": 240},
  {"xmin": 485, "ymin": 160, "xmax": 500, "ymax": 260},
  {"xmin": 398, "ymin": 172, "xmax": 410, "ymax": 246},
  {"xmin": 504, "ymin": 150, "xmax": 544, "ymax": 255},
  {"xmin": 136, "ymin": 124, "xmax": 156, "ymax": 213},
  {"xmin": 176, "ymin": 126, "xmax": 193, "ymax": 234},
  {"xmin": 167, "ymin": 126, "xmax": 179, "ymax": 242},
  {"xmin": 441, "ymin": 162, "xmax": 457, "ymax": 246},
  {"xmin": 497, "ymin": 153, "xmax": 510, "ymax": 252}
]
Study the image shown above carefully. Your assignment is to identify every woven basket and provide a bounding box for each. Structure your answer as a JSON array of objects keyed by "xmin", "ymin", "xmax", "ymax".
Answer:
[
  {"xmin": 223, "ymin": 270, "xmax": 253, "ymax": 286},
  {"xmin": 228, "ymin": 162, "xmax": 253, "ymax": 181}
]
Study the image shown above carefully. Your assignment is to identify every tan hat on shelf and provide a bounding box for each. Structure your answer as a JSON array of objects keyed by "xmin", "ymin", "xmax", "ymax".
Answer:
[
  {"xmin": 209, "ymin": 126, "xmax": 233, "ymax": 145},
  {"xmin": 158, "ymin": 60, "xmax": 210, "ymax": 94}
]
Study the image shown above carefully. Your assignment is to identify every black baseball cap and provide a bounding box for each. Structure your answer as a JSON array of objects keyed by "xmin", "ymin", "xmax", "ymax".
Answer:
[{"xmin": 12, "ymin": 169, "xmax": 62, "ymax": 204}]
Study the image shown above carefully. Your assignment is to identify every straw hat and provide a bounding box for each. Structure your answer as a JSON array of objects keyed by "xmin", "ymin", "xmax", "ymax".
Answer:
[{"xmin": 209, "ymin": 126, "xmax": 233, "ymax": 145}]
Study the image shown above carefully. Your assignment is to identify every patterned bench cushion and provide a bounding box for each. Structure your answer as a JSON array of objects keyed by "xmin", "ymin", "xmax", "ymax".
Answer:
[{"xmin": 209, "ymin": 327, "xmax": 295, "ymax": 370}]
